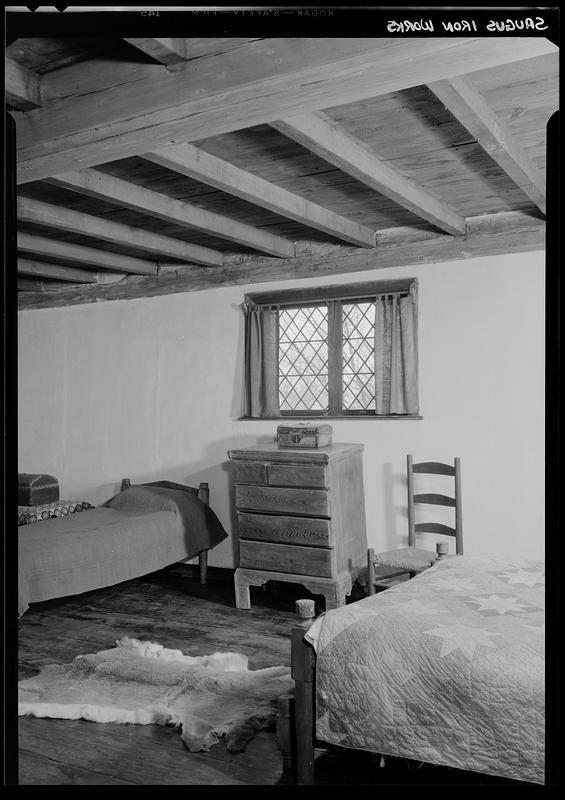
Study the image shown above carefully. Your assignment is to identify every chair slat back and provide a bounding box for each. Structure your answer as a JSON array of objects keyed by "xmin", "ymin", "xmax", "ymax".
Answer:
[
  {"xmin": 413, "ymin": 493, "xmax": 456, "ymax": 507},
  {"xmin": 407, "ymin": 454, "xmax": 463, "ymax": 554},
  {"xmin": 414, "ymin": 522, "xmax": 457, "ymax": 536},
  {"xmin": 412, "ymin": 461, "xmax": 455, "ymax": 476}
]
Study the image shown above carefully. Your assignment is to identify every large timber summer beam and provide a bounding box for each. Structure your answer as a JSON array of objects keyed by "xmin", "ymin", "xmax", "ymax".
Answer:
[
  {"xmin": 428, "ymin": 76, "xmax": 546, "ymax": 214},
  {"xmin": 144, "ymin": 144, "xmax": 377, "ymax": 247},
  {"xmin": 17, "ymin": 196, "xmax": 224, "ymax": 267},
  {"xmin": 14, "ymin": 37, "xmax": 557, "ymax": 183},
  {"xmin": 17, "ymin": 210, "xmax": 544, "ymax": 309},
  {"xmin": 45, "ymin": 169, "xmax": 296, "ymax": 258},
  {"xmin": 123, "ymin": 38, "xmax": 188, "ymax": 65},
  {"xmin": 17, "ymin": 232, "xmax": 159, "ymax": 275},
  {"xmin": 270, "ymin": 112, "xmax": 466, "ymax": 236}
]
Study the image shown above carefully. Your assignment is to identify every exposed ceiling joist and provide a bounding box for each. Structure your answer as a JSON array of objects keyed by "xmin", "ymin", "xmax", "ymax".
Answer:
[
  {"xmin": 18, "ymin": 232, "xmax": 158, "ymax": 275},
  {"xmin": 17, "ymin": 196, "xmax": 224, "ymax": 267},
  {"xmin": 428, "ymin": 76, "xmax": 547, "ymax": 215},
  {"xmin": 5, "ymin": 58, "xmax": 44, "ymax": 110},
  {"xmin": 14, "ymin": 37, "xmax": 556, "ymax": 183},
  {"xmin": 123, "ymin": 38, "xmax": 188, "ymax": 65},
  {"xmin": 270, "ymin": 113, "xmax": 466, "ymax": 236},
  {"xmin": 18, "ymin": 210, "xmax": 544, "ymax": 309},
  {"xmin": 45, "ymin": 169, "xmax": 296, "ymax": 258},
  {"xmin": 144, "ymin": 144, "xmax": 377, "ymax": 247},
  {"xmin": 18, "ymin": 277, "xmax": 52, "ymax": 291},
  {"xmin": 18, "ymin": 257, "xmax": 99, "ymax": 284}
]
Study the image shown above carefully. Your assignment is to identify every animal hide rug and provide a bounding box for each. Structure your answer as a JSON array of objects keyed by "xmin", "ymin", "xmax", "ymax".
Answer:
[{"xmin": 18, "ymin": 637, "xmax": 294, "ymax": 753}]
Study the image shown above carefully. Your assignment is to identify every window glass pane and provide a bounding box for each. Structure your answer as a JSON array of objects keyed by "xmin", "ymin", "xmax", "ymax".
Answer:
[
  {"xmin": 279, "ymin": 306, "xmax": 328, "ymax": 411},
  {"xmin": 342, "ymin": 301, "xmax": 376, "ymax": 411}
]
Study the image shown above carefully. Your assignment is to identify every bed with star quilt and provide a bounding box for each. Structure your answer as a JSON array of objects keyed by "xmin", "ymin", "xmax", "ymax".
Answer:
[{"xmin": 303, "ymin": 554, "xmax": 545, "ymax": 784}]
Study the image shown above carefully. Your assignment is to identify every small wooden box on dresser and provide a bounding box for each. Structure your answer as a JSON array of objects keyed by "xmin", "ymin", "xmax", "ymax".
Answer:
[{"xmin": 227, "ymin": 443, "xmax": 367, "ymax": 611}]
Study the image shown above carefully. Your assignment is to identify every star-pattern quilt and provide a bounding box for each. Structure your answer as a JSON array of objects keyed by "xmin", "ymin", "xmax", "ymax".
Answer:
[{"xmin": 305, "ymin": 555, "xmax": 544, "ymax": 784}]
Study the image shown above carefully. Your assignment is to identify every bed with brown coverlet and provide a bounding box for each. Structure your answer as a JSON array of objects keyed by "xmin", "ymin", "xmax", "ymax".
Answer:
[{"xmin": 18, "ymin": 483, "xmax": 227, "ymax": 617}]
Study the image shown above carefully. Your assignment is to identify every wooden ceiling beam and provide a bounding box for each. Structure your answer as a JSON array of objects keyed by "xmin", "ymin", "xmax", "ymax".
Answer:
[
  {"xmin": 45, "ymin": 169, "xmax": 296, "ymax": 258},
  {"xmin": 123, "ymin": 38, "xmax": 188, "ymax": 65},
  {"xmin": 17, "ymin": 232, "xmax": 158, "ymax": 275},
  {"xmin": 17, "ymin": 210, "xmax": 545, "ymax": 308},
  {"xmin": 14, "ymin": 37, "xmax": 557, "ymax": 183},
  {"xmin": 18, "ymin": 277, "xmax": 49, "ymax": 291},
  {"xmin": 428, "ymin": 76, "xmax": 546, "ymax": 214},
  {"xmin": 17, "ymin": 196, "xmax": 224, "ymax": 267},
  {"xmin": 144, "ymin": 144, "xmax": 377, "ymax": 247},
  {"xmin": 18, "ymin": 257, "xmax": 99, "ymax": 284},
  {"xmin": 271, "ymin": 112, "xmax": 466, "ymax": 236},
  {"xmin": 5, "ymin": 58, "xmax": 44, "ymax": 110}
]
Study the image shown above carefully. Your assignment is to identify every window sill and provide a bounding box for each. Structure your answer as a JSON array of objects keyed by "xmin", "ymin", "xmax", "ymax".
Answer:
[{"xmin": 238, "ymin": 415, "xmax": 423, "ymax": 421}]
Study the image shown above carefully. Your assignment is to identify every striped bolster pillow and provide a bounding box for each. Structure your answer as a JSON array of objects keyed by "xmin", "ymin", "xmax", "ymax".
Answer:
[{"xmin": 18, "ymin": 501, "xmax": 93, "ymax": 526}]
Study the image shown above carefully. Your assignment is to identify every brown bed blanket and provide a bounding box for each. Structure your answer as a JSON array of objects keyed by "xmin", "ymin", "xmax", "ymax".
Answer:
[{"xmin": 18, "ymin": 483, "xmax": 227, "ymax": 617}]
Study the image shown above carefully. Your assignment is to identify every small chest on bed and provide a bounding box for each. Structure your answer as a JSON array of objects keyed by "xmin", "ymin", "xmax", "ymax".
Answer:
[{"xmin": 18, "ymin": 473, "xmax": 60, "ymax": 506}]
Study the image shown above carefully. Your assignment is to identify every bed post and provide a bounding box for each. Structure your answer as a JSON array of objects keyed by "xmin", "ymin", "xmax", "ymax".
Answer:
[
  {"xmin": 197, "ymin": 482, "xmax": 210, "ymax": 585},
  {"xmin": 197, "ymin": 481, "xmax": 210, "ymax": 506},
  {"xmin": 291, "ymin": 598, "xmax": 317, "ymax": 785}
]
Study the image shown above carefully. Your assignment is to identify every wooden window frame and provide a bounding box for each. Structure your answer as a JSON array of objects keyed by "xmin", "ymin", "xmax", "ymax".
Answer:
[{"xmin": 245, "ymin": 278, "xmax": 420, "ymax": 420}]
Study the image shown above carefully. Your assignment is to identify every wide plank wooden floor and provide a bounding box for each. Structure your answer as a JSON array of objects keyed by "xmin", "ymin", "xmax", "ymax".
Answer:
[{"xmin": 14, "ymin": 568, "xmax": 530, "ymax": 786}]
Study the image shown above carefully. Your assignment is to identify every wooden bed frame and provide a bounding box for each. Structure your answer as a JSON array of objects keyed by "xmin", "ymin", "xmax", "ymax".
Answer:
[
  {"xmin": 277, "ymin": 599, "xmax": 318, "ymax": 784},
  {"xmin": 279, "ymin": 595, "xmax": 544, "ymax": 786},
  {"xmin": 120, "ymin": 477, "xmax": 211, "ymax": 585}
]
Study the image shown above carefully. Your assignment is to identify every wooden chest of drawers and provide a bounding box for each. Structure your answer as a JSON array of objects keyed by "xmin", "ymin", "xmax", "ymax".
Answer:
[{"xmin": 228, "ymin": 443, "xmax": 367, "ymax": 610}]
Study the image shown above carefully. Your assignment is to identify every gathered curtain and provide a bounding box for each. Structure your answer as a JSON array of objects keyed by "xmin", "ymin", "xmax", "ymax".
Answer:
[
  {"xmin": 242, "ymin": 300, "xmax": 280, "ymax": 417},
  {"xmin": 374, "ymin": 284, "xmax": 419, "ymax": 415}
]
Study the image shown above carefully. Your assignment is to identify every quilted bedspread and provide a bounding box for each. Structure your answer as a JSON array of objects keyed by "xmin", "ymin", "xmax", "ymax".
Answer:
[{"xmin": 305, "ymin": 555, "xmax": 545, "ymax": 784}]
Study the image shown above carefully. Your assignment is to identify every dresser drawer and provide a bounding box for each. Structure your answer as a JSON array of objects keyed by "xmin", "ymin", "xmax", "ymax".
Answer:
[
  {"xmin": 235, "ymin": 485, "xmax": 329, "ymax": 517},
  {"xmin": 267, "ymin": 464, "xmax": 327, "ymax": 488},
  {"xmin": 237, "ymin": 511, "xmax": 331, "ymax": 547},
  {"xmin": 234, "ymin": 461, "xmax": 267, "ymax": 485},
  {"xmin": 239, "ymin": 540, "xmax": 333, "ymax": 577}
]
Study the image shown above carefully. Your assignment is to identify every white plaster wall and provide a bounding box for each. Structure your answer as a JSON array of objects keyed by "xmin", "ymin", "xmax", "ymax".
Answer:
[{"xmin": 18, "ymin": 250, "xmax": 546, "ymax": 565}]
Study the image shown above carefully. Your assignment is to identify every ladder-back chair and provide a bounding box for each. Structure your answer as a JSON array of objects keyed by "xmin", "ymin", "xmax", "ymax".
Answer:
[{"xmin": 368, "ymin": 455, "xmax": 463, "ymax": 595}]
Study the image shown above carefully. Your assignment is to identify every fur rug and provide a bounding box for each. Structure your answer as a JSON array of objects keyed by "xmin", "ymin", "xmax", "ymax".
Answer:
[{"xmin": 18, "ymin": 637, "xmax": 294, "ymax": 753}]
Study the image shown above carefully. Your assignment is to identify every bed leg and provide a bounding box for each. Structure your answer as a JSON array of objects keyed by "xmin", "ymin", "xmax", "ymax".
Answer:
[
  {"xmin": 291, "ymin": 599, "xmax": 316, "ymax": 785},
  {"xmin": 276, "ymin": 693, "xmax": 295, "ymax": 773},
  {"xmin": 199, "ymin": 550, "xmax": 208, "ymax": 584}
]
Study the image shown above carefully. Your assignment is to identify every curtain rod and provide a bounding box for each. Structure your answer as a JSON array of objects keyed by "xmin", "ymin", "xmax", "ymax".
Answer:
[{"xmin": 256, "ymin": 290, "xmax": 410, "ymax": 310}]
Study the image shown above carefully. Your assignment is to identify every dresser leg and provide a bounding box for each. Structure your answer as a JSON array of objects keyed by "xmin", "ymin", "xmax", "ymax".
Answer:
[
  {"xmin": 324, "ymin": 577, "xmax": 353, "ymax": 610},
  {"xmin": 234, "ymin": 569, "xmax": 251, "ymax": 610}
]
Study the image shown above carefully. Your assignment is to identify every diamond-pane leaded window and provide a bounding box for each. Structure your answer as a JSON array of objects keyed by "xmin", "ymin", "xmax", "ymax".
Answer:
[
  {"xmin": 243, "ymin": 279, "xmax": 418, "ymax": 417},
  {"xmin": 342, "ymin": 301, "xmax": 376, "ymax": 411},
  {"xmin": 279, "ymin": 306, "xmax": 328, "ymax": 411}
]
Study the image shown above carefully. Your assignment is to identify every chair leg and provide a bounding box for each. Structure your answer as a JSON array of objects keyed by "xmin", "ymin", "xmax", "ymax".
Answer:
[{"xmin": 367, "ymin": 548, "xmax": 376, "ymax": 596}]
